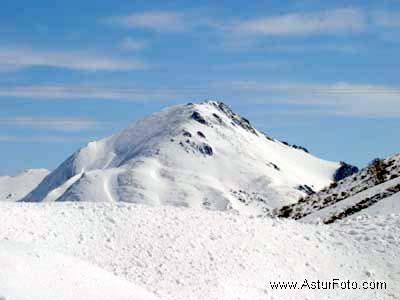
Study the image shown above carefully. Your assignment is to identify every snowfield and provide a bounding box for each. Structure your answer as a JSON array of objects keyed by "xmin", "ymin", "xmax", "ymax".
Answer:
[
  {"xmin": 0, "ymin": 169, "xmax": 49, "ymax": 201},
  {"xmin": 0, "ymin": 240, "xmax": 160, "ymax": 300},
  {"xmin": 0, "ymin": 202, "xmax": 399, "ymax": 300}
]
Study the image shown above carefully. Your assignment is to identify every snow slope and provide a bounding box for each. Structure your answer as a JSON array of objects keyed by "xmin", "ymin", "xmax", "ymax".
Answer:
[
  {"xmin": 0, "ymin": 202, "xmax": 398, "ymax": 300},
  {"xmin": 276, "ymin": 153, "xmax": 400, "ymax": 222},
  {"xmin": 0, "ymin": 169, "xmax": 49, "ymax": 201},
  {"xmin": 0, "ymin": 240, "xmax": 160, "ymax": 300},
  {"xmin": 301, "ymin": 177, "xmax": 400, "ymax": 224},
  {"xmin": 22, "ymin": 101, "xmax": 348, "ymax": 215}
]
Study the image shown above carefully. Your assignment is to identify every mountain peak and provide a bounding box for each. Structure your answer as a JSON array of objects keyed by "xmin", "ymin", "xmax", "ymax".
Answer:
[{"xmin": 22, "ymin": 101, "xmax": 349, "ymax": 215}]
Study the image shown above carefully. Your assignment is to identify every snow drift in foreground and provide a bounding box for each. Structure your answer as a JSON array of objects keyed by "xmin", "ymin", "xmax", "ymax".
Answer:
[
  {"xmin": 1, "ymin": 202, "xmax": 398, "ymax": 300},
  {"xmin": 0, "ymin": 169, "xmax": 49, "ymax": 201},
  {"xmin": 0, "ymin": 240, "xmax": 159, "ymax": 300},
  {"xmin": 22, "ymin": 101, "xmax": 354, "ymax": 215}
]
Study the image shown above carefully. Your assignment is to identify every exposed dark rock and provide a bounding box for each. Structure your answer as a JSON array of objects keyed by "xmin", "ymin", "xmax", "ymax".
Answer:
[
  {"xmin": 274, "ymin": 154, "xmax": 400, "ymax": 222},
  {"xmin": 329, "ymin": 182, "xmax": 338, "ymax": 189},
  {"xmin": 296, "ymin": 185, "xmax": 315, "ymax": 195},
  {"xmin": 267, "ymin": 162, "xmax": 280, "ymax": 171},
  {"xmin": 197, "ymin": 131, "xmax": 206, "ymax": 138},
  {"xmin": 178, "ymin": 137, "xmax": 213, "ymax": 157},
  {"xmin": 368, "ymin": 158, "xmax": 388, "ymax": 184},
  {"xmin": 199, "ymin": 143, "xmax": 213, "ymax": 156},
  {"xmin": 182, "ymin": 130, "xmax": 192, "ymax": 137},
  {"xmin": 281, "ymin": 140, "xmax": 309, "ymax": 153},
  {"xmin": 324, "ymin": 183, "xmax": 400, "ymax": 224},
  {"xmin": 292, "ymin": 144, "xmax": 309, "ymax": 153},
  {"xmin": 213, "ymin": 102, "xmax": 258, "ymax": 135},
  {"xmin": 276, "ymin": 205, "xmax": 293, "ymax": 218},
  {"xmin": 261, "ymin": 132, "xmax": 274, "ymax": 141},
  {"xmin": 191, "ymin": 111, "xmax": 208, "ymax": 125},
  {"xmin": 333, "ymin": 162, "xmax": 359, "ymax": 182},
  {"xmin": 212, "ymin": 113, "xmax": 223, "ymax": 124}
]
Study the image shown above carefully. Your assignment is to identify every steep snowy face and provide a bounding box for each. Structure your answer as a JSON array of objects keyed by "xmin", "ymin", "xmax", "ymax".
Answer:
[
  {"xmin": 276, "ymin": 153, "xmax": 400, "ymax": 223},
  {"xmin": 0, "ymin": 169, "xmax": 49, "ymax": 201},
  {"xmin": 23, "ymin": 101, "xmax": 345, "ymax": 215}
]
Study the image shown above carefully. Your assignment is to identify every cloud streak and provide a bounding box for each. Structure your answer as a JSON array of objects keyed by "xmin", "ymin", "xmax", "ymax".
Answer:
[
  {"xmin": 105, "ymin": 8, "xmax": 400, "ymax": 44},
  {"xmin": 1, "ymin": 82, "xmax": 400, "ymax": 117},
  {"xmin": 0, "ymin": 135, "xmax": 90, "ymax": 143},
  {"xmin": 0, "ymin": 117, "xmax": 103, "ymax": 131},
  {"xmin": 108, "ymin": 11, "xmax": 187, "ymax": 32},
  {"xmin": 373, "ymin": 11, "xmax": 400, "ymax": 28},
  {"xmin": 227, "ymin": 81, "xmax": 400, "ymax": 117},
  {"xmin": 0, "ymin": 85, "xmax": 208, "ymax": 101},
  {"xmin": 0, "ymin": 47, "xmax": 146, "ymax": 71},
  {"xmin": 120, "ymin": 37, "xmax": 148, "ymax": 50},
  {"xmin": 233, "ymin": 8, "xmax": 366, "ymax": 36}
]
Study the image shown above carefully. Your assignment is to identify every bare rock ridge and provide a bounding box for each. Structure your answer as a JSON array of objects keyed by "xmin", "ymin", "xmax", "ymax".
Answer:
[{"xmin": 275, "ymin": 153, "xmax": 400, "ymax": 222}]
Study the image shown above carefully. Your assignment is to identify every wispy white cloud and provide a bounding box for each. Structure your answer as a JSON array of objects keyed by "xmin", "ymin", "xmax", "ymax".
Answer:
[
  {"xmin": 233, "ymin": 8, "xmax": 366, "ymax": 36},
  {"xmin": 0, "ymin": 47, "xmax": 146, "ymax": 71},
  {"xmin": 265, "ymin": 43, "xmax": 359, "ymax": 53},
  {"xmin": 108, "ymin": 11, "xmax": 187, "ymax": 32},
  {"xmin": 107, "ymin": 10, "xmax": 219, "ymax": 34},
  {"xmin": 0, "ymin": 85, "xmax": 199, "ymax": 101},
  {"xmin": 0, "ymin": 135, "xmax": 89, "ymax": 143},
  {"xmin": 0, "ymin": 117, "xmax": 103, "ymax": 131},
  {"xmin": 120, "ymin": 37, "xmax": 148, "ymax": 50},
  {"xmin": 228, "ymin": 81, "xmax": 400, "ymax": 117},
  {"xmin": 1, "ymin": 82, "xmax": 400, "ymax": 117},
  {"xmin": 372, "ymin": 11, "xmax": 400, "ymax": 28}
]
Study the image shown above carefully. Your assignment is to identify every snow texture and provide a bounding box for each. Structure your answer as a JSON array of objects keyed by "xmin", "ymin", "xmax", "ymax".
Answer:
[
  {"xmin": 0, "ymin": 202, "xmax": 399, "ymax": 300},
  {"xmin": 0, "ymin": 240, "xmax": 160, "ymax": 300},
  {"xmin": 22, "ymin": 101, "xmax": 342, "ymax": 215},
  {"xmin": 0, "ymin": 169, "xmax": 49, "ymax": 201}
]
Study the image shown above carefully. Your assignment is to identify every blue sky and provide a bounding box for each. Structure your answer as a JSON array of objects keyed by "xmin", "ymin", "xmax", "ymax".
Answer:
[{"xmin": 1, "ymin": 0, "xmax": 400, "ymax": 175}]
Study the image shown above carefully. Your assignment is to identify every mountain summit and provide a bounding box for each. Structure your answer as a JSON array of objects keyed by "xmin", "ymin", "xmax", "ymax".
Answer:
[{"xmin": 22, "ymin": 101, "xmax": 356, "ymax": 215}]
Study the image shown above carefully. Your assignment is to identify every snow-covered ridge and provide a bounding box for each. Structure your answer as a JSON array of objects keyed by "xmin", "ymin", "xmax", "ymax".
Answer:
[
  {"xmin": 0, "ymin": 169, "xmax": 49, "ymax": 201},
  {"xmin": 22, "ymin": 101, "xmax": 353, "ymax": 215},
  {"xmin": 0, "ymin": 202, "xmax": 399, "ymax": 300},
  {"xmin": 275, "ymin": 153, "xmax": 400, "ymax": 222}
]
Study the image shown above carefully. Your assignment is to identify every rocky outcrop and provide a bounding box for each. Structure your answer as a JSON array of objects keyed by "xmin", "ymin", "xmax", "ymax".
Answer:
[{"xmin": 333, "ymin": 162, "xmax": 359, "ymax": 182}]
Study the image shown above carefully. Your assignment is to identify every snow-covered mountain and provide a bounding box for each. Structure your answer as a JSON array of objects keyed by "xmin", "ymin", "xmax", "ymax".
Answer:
[
  {"xmin": 22, "ymin": 101, "xmax": 356, "ymax": 215},
  {"xmin": 0, "ymin": 169, "xmax": 49, "ymax": 201},
  {"xmin": 275, "ymin": 153, "xmax": 400, "ymax": 223}
]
